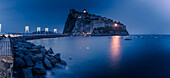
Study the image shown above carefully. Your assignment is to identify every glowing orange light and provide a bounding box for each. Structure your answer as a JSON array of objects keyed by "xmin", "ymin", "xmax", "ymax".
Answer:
[
  {"xmin": 110, "ymin": 36, "xmax": 121, "ymax": 67},
  {"xmin": 114, "ymin": 23, "xmax": 118, "ymax": 27},
  {"xmin": 87, "ymin": 32, "xmax": 91, "ymax": 34},
  {"xmin": 78, "ymin": 16, "xmax": 81, "ymax": 18}
]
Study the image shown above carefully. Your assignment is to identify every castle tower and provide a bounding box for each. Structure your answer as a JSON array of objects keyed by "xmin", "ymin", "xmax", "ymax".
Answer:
[{"xmin": 25, "ymin": 26, "xmax": 29, "ymax": 33}]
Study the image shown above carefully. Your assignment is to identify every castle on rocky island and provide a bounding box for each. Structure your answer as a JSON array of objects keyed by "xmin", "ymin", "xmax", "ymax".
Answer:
[{"xmin": 63, "ymin": 9, "xmax": 129, "ymax": 36}]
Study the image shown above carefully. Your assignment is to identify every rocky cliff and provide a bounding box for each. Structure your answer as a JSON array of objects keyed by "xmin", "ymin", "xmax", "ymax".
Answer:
[{"xmin": 63, "ymin": 9, "xmax": 129, "ymax": 36}]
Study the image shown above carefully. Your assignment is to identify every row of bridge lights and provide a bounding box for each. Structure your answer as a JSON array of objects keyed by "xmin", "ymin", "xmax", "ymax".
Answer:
[{"xmin": 25, "ymin": 26, "xmax": 57, "ymax": 33}]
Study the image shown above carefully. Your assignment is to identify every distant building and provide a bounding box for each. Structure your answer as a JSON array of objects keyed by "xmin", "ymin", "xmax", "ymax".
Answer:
[
  {"xmin": 54, "ymin": 29, "xmax": 57, "ymax": 33},
  {"xmin": 25, "ymin": 26, "xmax": 29, "ymax": 33},
  {"xmin": 45, "ymin": 28, "xmax": 48, "ymax": 33},
  {"xmin": 37, "ymin": 27, "xmax": 41, "ymax": 32}
]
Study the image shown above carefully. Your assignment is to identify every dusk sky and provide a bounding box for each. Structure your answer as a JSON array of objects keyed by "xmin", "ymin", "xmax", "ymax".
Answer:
[{"xmin": 0, "ymin": 0, "xmax": 170, "ymax": 34}]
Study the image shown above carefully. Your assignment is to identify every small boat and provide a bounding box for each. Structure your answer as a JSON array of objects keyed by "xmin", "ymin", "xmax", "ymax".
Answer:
[{"xmin": 125, "ymin": 38, "xmax": 132, "ymax": 40}]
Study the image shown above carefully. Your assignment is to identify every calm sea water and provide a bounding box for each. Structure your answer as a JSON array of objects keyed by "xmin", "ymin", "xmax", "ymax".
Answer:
[{"xmin": 29, "ymin": 35, "xmax": 170, "ymax": 78}]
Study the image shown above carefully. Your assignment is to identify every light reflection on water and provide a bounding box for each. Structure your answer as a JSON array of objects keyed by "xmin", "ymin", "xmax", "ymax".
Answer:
[{"xmin": 110, "ymin": 36, "xmax": 121, "ymax": 68}]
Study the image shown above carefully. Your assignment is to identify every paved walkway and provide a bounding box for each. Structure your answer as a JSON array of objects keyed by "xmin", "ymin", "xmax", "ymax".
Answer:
[
  {"xmin": 0, "ymin": 38, "xmax": 12, "ymax": 56},
  {"xmin": 0, "ymin": 38, "xmax": 13, "ymax": 78}
]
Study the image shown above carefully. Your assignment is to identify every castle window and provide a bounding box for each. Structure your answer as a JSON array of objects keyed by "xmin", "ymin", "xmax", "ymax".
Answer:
[
  {"xmin": 78, "ymin": 16, "xmax": 81, "ymax": 18},
  {"xmin": 104, "ymin": 18, "xmax": 108, "ymax": 20},
  {"xmin": 87, "ymin": 32, "xmax": 91, "ymax": 34}
]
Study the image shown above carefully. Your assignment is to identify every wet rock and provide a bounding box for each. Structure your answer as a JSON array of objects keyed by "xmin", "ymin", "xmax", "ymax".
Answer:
[
  {"xmin": 54, "ymin": 63, "xmax": 63, "ymax": 68},
  {"xmin": 54, "ymin": 53, "xmax": 61, "ymax": 62},
  {"xmin": 40, "ymin": 48, "xmax": 47, "ymax": 53},
  {"xmin": 30, "ymin": 49, "xmax": 40, "ymax": 54},
  {"xmin": 32, "ymin": 62, "xmax": 46, "ymax": 75},
  {"xmin": 25, "ymin": 43, "xmax": 34, "ymax": 49},
  {"xmin": 23, "ymin": 55, "xmax": 34, "ymax": 67},
  {"xmin": 47, "ymin": 47, "xmax": 54, "ymax": 54},
  {"xmin": 14, "ymin": 52, "xmax": 25, "ymax": 58},
  {"xmin": 31, "ymin": 54, "xmax": 44, "ymax": 63},
  {"xmin": 22, "ymin": 67, "xmax": 33, "ymax": 78},
  {"xmin": 13, "ymin": 45, "xmax": 19, "ymax": 49},
  {"xmin": 46, "ymin": 56, "xmax": 59, "ymax": 66},
  {"xmin": 43, "ymin": 58, "xmax": 52, "ymax": 69},
  {"xmin": 60, "ymin": 60, "xmax": 67, "ymax": 66},
  {"xmin": 32, "ymin": 45, "xmax": 43, "ymax": 49},
  {"xmin": 18, "ymin": 47, "xmax": 28, "ymax": 52},
  {"xmin": 14, "ymin": 57, "xmax": 26, "ymax": 68}
]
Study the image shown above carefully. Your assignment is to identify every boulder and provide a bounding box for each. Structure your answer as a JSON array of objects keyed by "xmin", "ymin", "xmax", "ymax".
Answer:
[
  {"xmin": 23, "ymin": 55, "xmax": 34, "ymax": 67},
  {"xmin": 14, "ymin": 57, "xmax": 26, "ymax": 68},
  {"xmin": 40, "ymin": 48, "xmax": 47, "ymax": 53},
  {"xmin": 18, "ymin": 47, "xmax": 28, "ymax": 52},
  {"xmin": 25, "ymin": 43, "xmax": 34, "ymax": 49},
  {"xmin": 60, "ymin": 60, "xmax": 67, "ymax": 66},
  {"xmin": 47, "ymin": 47, "xmax": 54, "ymax": 54},
  {"xmin": 30, "ymin": 49, "xmax": 40, "ymax": 54},
  {"xmin": 54, "ymin": 63, "xmax": 63, "ymax": 68},
  {"xmin": 46, "ymin": 56, "xmax": 59, "ymax": 66},
  {"xmin": 32, "ymin": 62, "xmax": 46, "ymax": 75},
  {"xmin": 14, "ymin": 52, "xmax": 25, "ymax": 58},
  {"xmin": 43, "ymin": 58, "xmax": 52, "ymax": 69},
  {"xmin": 22, "ymin": 67, "xmax": 33, "ymax": 78},
  {"xmin": 54, "ymin": 53, "xmax": 61, "ymax": 62},
  {"xmin": 31, "ymin": 54, "xmax": 44, "ymax": 63},
  {"xmin": 32, "ymin": 45, "xmax": 43, "ymax": 49},
  {"xmin": 13, "ymin": 45, "xmax": 19, "ymax": 49}
]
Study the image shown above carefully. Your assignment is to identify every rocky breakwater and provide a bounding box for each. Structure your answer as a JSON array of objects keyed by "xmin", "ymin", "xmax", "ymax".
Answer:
[
  {"xmin": 63, "ymin": 9, "xmax": 129, "ymax": 36},
  {"xmin": 12, "ymin": 38, "xmax": 67, "ymax": 78}
]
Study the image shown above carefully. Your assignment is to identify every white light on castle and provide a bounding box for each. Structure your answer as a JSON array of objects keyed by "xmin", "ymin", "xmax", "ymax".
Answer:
[
  {"xmin": 25, "ymin": 26, "xmax": 29, "ymax": 33},
  {"xmin": 114, "ymin": 23, "xmax": 118, "ymax": 27},
  {"xmin": 37, "ymin": 27, "xmax": 41, "ymax": 32},
  {"xmin": 0, "ymin": 24, "xmax": 1, "ymax": 33},
  {"xmin": 83, "ymin": 9, "xmax": 87, "ymax": 13},
  {"xmin": 45, "ymin": 28, "xmax": 48, "ymax": 32},
  {"xmin": 54, "ymin": 29, "xmax": 57, "ymax": 33}
]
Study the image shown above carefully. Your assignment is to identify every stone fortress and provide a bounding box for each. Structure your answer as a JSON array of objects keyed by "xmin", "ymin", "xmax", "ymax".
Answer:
[{"xmin": 63, "ymin": 9, "xmax": 129, "ymax": 36}]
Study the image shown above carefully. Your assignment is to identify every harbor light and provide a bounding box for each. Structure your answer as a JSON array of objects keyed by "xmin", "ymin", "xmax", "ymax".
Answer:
[
  {"xmin": 37, "ymin": 27, "xmax": 41, "ymax": 32},
  {"xmin": 0, "ymin": 24, "xmax": 1, "ymax": 33},
  {"xmin": 45, "ymin": 28, "xmax": 48, "ymax": 32},
  {"xmin": 25, "ymin": 26, "xmax": 29, "ymax": 33},
  {"xmin": 54, "ymin": 29, "xmax": 57, "ymax": 33},
  {"xmin": 114, "ymin": 23, "xmax": 118, "ymax": 27}
]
